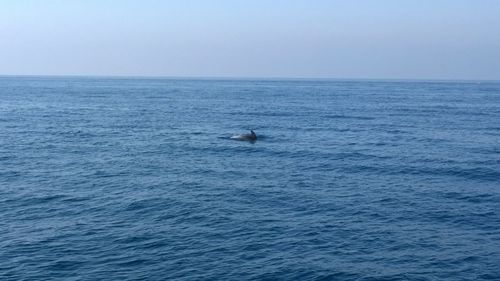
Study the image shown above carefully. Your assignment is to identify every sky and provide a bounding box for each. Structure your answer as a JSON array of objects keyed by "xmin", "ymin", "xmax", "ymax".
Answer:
[{"xmin": 1, "ymin": 0, "xmax": 499, "ymax": 80}]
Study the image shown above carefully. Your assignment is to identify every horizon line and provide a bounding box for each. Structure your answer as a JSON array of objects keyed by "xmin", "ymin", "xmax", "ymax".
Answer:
[{"xmin": 0, "ymin": 74, "xmax": 498, "ymax": 83}]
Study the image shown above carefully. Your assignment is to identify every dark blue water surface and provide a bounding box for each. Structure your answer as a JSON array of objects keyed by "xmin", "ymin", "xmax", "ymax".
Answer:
[{"xmin": 1, "ymin": 77, "xmax": 500, "ymax": 280}]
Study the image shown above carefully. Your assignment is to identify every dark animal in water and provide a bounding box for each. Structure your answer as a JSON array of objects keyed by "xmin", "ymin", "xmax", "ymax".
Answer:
[{"xmin": 231, "ymin": 130, "xmax": 257, "ymax": 141}]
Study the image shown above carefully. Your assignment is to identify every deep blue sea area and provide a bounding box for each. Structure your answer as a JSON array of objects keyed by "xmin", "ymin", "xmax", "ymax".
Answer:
[{"xmin": 1, "ymin": 77, "xmax": 499, "ymax": 280}]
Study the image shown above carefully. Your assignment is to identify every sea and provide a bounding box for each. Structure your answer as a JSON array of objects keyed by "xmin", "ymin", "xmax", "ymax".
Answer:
[{"xmin": 1, "ymin": 76, "xmax": 499, "ymax": 280}]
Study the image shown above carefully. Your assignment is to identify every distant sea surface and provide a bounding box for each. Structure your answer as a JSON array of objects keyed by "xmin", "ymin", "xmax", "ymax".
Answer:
[{"xmin": 1, "ymin": 77, "xmax": 499, "ymax": 280}]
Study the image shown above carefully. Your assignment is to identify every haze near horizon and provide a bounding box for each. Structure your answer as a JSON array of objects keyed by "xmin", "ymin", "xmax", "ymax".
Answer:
[{"xmin": 1, "ymin": 0, "xmax": 499, "ymax": 80}]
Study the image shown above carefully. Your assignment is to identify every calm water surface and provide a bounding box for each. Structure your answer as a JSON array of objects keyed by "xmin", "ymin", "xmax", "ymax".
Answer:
[{"xmin": 1, "ymin": 77, "xmax": 499, "ymax": 280}]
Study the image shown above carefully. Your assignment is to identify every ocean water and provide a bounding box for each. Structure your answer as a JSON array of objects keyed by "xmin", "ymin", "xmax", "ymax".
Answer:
[{"xmin": 1, "ymin": 76, "xmax": 499, "ymax": 280}]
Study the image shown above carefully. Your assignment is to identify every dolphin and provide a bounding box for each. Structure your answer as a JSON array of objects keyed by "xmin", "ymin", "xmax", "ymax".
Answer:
[{"xmin": 230, "ymin": 130, "xmax": 257, "ymax": 141}]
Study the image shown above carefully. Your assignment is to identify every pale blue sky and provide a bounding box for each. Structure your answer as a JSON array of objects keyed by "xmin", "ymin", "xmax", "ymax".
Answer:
[{"xmin": 1, "ymin": 0, "xmax": 499, "ymax": 79}]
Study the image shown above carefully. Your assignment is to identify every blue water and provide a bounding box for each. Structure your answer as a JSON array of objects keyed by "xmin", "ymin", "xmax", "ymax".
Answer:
[{"xmin": 1, "ymin": 77, "xmax": 499, "ymax": 280}]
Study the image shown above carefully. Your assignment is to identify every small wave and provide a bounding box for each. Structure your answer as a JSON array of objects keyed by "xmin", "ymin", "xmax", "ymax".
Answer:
[
  {"xmin": 340, "ymin": 164, "xmax": 500, "ymax": 182},
  {"xmin": 324, "ymin": 114, "xmax": 375, "ymax": 120}
]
